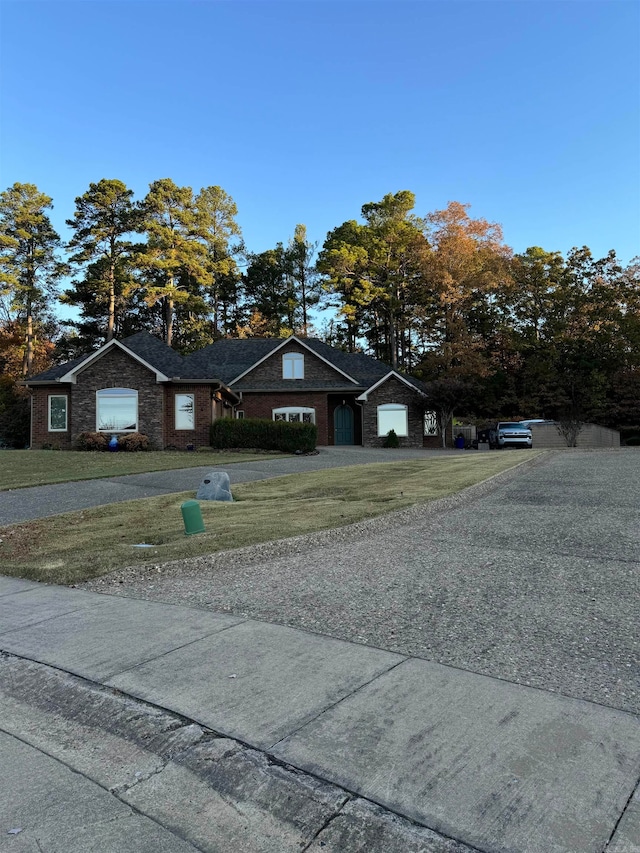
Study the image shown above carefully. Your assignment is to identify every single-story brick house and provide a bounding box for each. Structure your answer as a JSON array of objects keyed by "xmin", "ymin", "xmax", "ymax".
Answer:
[{"xmin": 25, "ymin": 332, "xmax": 435, "ymax": 450}]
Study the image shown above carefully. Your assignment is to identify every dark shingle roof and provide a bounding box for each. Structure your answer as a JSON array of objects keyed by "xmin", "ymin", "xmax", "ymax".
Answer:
[
  {"xmin": 25, "ymin": 332, "xmax": 186, "ymax": 383},
  {"xmin": 26, "ymin": 332, "xmax": 425, "ymax": 394},
  {"xmin": 233, "ymin": 380, "xmax": 365, "ymax": 392},
  {"xmin": 119, "ymin": 332, "xmax": 186, "ymax": 377},
  {"xmin": 182, "ymin": 337, "xmax": 406, "ymax": 388},
  {"xmin": 302, "ymin": 339, "xmax": 392, "ymax": 385},
  {"xmin": 25, "ymin": 354, "xmax": 88, "ymax": 382},
  {"xmin": 183, "ymin": 339, "xmax": 282, "ymax": 383}
]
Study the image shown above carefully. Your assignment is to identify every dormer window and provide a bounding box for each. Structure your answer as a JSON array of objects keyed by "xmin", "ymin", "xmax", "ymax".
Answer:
[{"xmin": 283, "ymin": 352, "xmax": 304, "ymax": 379}]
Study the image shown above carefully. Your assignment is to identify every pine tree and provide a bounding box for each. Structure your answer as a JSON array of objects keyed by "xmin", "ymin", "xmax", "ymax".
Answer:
[
  {"xmin": 195, "ymin": 186, "xmax": 244, "ymax": 338},
  {"xmin": 139, "ymin": 179, "xmax": 208, "ymax": 347},
  {"xmin": 64, "ymin": 178, "xmax": 142, "ymax": 345},
  {"xmin": 318, "ymin": 191, "xmax": 428, "ymax": 367},
  {"xmin": 0, "ymin": 182, "xmax": 64, "ymax": 375},
  {"xmin": 285, "ymin": 224, "xmax": 321, "ymax": 336}
]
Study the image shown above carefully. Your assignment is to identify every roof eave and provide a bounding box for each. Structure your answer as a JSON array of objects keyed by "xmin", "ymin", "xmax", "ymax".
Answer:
[
  {"xmin": 21, "ymin": 379, "xmax": 72, "ymax": 386},
  {"xmin": 237, "ymin": 385, "xmax": 366, "ymax": 392},
  {"xmin": 56, "ymin": 339, "xmax": 169, "ymax": 384},
  {"xmin": 229, "ymin": 336, "xmax": 359, "ymax": 386},
  {"xmin": 357, "ymin": 371, "xmax": 427, "ymax": 402}
]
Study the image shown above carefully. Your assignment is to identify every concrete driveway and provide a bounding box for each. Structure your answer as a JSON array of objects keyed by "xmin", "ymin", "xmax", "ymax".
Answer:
[{"xmin": 1, "ymin": 449, "xmax": 639, "ymax": 852}]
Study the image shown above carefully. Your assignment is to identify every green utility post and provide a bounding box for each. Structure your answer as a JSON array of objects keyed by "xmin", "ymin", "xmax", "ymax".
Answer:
[{"xmin": 181, "ymin": 500, "xmax": 205, "ymax": 535}]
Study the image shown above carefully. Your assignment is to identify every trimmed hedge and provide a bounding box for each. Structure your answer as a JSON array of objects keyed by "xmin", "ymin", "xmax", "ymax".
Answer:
[{"xmin": 210, "ymin": 418, "xmax": 317, "ymax": 453}]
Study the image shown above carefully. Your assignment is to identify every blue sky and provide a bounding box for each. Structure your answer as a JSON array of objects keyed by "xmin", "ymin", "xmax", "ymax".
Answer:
[{"xmin": 1, "ymin": 0, "xmax": 639, "ymax": 274}]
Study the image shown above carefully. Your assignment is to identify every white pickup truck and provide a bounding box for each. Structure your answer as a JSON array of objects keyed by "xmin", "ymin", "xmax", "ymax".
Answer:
[{"xmin": 489, "ymin": 422, "xmax": 532, "ymax": 449}]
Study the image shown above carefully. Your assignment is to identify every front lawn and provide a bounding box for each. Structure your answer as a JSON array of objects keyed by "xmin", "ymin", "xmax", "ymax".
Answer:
[
  {"xmin": 0, "ymin": 452, "xmax": 538, "ymax": 585},
  {"xmin": 0, "ymin": 449, "xmax": 284, "ymax": 491}
]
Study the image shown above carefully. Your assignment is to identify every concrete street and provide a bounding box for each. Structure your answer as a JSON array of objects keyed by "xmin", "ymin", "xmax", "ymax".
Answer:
[{"xmin": 0, "ymin": 449, "xmax": 639, "ymax": 852}]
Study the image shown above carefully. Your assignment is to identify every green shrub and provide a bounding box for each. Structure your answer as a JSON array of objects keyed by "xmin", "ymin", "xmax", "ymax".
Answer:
[
  {"xmin": 76, "ymin": 432, "xmax": 109, "ymax": 451},
  {"xmin": 118, "ymin": 432, "xmax": 150, "ymax": 452},
  {"xmin": 210, "ymin": 418, "xmax": 317, "ymax": 453},
  {"xmin": 382, "ymin": 429, "xmax": 400, "ymax": 448}
]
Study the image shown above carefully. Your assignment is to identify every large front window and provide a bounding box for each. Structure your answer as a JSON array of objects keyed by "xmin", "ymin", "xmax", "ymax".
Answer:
[
  {"xmin": 377, "ymin": 403, "xmax": 408, "ymax": 437},
  {"xmin": 273, "ymin": 406, "xmax": 315, "ymax": 424},
  {"xmin": 96, "ymin": 388, "xmax": 138, "ymax": 432},
  {"xmin": 48, "ymin": 395, "xmax": 67, "ymax": 431}
]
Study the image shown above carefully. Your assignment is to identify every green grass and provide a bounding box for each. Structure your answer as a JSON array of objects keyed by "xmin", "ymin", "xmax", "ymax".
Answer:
[
  {"xmin": 0, "ymin": 452, "xmax": 538, "ymax": 585},
  {"xmin": 0, "ymin": 449, "xmax": 286, "ymax": 490}
]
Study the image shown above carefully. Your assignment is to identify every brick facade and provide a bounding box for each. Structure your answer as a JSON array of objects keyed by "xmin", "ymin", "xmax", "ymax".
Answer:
[
  {"xmin": 361, "ymin": 376, "xmax": 425, "ymax": 448},
  {"xmin": 163, "ymin": 384, "xmax": 216, "ymax": 449},
  {"xmin": 237, "ymin": 342, "xmax": 350, "ymax": 387},
  {"xmin": 239, "ymin": 391, "xmax": 331, "ymax": 445},
  {"xmin": 30, "ymin": 386, "xmax": 74, "ymax": 450},
  {"xmin": 30, "ymin": 348, "xmax": 165, "ymax": 449},
  {"xmin": 234, "ymin": 344, "xmax": 370, "ymax": 446},
  {"xmin": 72, "ymin": 348, "xmax": 164, "ymax": 448}
]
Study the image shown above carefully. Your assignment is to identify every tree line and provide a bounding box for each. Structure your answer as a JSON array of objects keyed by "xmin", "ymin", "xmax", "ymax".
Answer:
[{"xmin": 1, "ymin": 180, "xmax": 639, "ymax": 445}]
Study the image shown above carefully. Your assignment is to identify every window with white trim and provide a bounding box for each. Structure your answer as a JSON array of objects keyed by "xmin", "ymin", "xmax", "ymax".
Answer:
[
  {"xmin": 282, "ymin": 352, "xmax": 304, "ymax": 379},
  {"xmin": 96, "ymin": 388, "xmax": 138, "ymax": 432},
  {"xmin": 175, "ymin": 394, "xmax": 195, "ymax": 430},
  {"xmin": 48, "ymin": 395, "xmax": 68, "ymax": 432},
  {"xmin": 236, "ymin": 410, "xmax": 245, "ymax": 419},
  {"xmin": 377, "ymin": 403, "xmax": 408, "ymax": 437},
  {"xmin": 272, "ymin": 406, "xmax": 315, "ymax": 424}
]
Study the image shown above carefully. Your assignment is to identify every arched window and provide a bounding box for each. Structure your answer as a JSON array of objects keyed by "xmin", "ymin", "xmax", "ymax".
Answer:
[
  {"xmin": 96, "ymin": 388, "xmax": 138, "ymax": 432},
  {"xmin": 273, "ymin": 406, "xmax": 315, "ymax": 424},
  {"xmin": 282, "ymin": 352, "xmax": 304, "ymax": 379},
  {"xmin": 377, "ymin": 403, "xmax": 408, "ymax": 437}
]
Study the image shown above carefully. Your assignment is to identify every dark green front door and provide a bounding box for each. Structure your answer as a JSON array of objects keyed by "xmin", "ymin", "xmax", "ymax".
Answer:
[{"xmin": 334, "ymin": 404, "xmax": 354, "ymax": 445}]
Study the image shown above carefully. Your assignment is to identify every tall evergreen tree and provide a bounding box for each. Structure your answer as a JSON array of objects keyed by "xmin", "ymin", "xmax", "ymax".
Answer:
[
  {"xmin": 64, "ymin": 178, "xmax": 141, "ymax": 345},
  {"xmin": 285, "ymin": 224, "xmax": 321, "ymax": 336},
  {"xmin": 0, "ymin": 182, "xmax": 63, "ymax": 376},
  {"xmin": 243, "ymin": 245, "xmax": 293, "ymax": 337},
  {"xmin": 318, "ymin": 191, "xmax": 428, "ymax": 367},
  {"xmin": 195, "ymin": 185, "xmax": 244, "ymax": 338},
  {"xmin": 546, "ymin": 247, "xmax": 626, "ymax": 428},
  {"xmin": 139, "ymin": 179, "xmax": 208, "ymax": 347}
]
